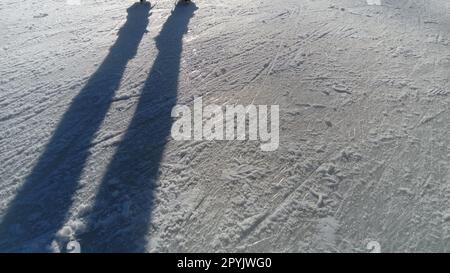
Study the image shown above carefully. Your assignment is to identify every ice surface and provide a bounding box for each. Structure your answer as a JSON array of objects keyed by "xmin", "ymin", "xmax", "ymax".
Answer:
[{"xmin": 0, "ymin": 0, "xmax": 450, "ymax": 252}]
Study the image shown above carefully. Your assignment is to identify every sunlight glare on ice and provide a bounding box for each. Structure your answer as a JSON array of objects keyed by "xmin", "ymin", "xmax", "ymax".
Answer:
[
  {"xmin": 366, "ymin": 0, "xmax": 382, "ymax": 5},
  {"xmin": 67, "ymin": 0, "xmax": 82, "ymax": 5}
]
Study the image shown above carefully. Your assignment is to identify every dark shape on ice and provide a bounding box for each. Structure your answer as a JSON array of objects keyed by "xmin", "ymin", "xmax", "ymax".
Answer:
[
  {"xmin": 79, "ymin": 2, "xmax": 197, "ymax": 253},
  {"xmin": 0, "ymin": 3, "xmax": 151, "ymax": 252}
]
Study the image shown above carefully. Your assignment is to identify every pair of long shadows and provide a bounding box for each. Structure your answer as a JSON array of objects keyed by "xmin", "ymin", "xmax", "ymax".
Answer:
[{"xmin": 0, "ymin": 2, "xmax": 197, "ymax": 252}]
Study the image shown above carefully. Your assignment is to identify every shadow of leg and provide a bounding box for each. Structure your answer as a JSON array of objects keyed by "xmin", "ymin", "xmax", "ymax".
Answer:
[
  {"xmin": 80, "ymin": 3, "xmax": 197, "ymax": 253},
  {"xmin": 0, "ymin": 3, "xmax": 151, "ymax": 252}
]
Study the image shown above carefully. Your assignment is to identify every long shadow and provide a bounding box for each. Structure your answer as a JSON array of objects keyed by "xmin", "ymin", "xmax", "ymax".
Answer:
[
  {"xmin": 79, "ymin": 3, "xmax": 197, "ymax": 252},
  {"xmin": 0, "ymin": 3, "xmax": 151, "ymax": 252}
]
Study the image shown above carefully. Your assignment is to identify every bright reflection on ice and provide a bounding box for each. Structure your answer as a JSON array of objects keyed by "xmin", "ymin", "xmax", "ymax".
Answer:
[
  {"xmin": 367, "ymin": 0, "xmax": 382, "ymax": 5},
  {"xmin": 67, "ymin": 0, "xmax": 82, "ymax": 5}
]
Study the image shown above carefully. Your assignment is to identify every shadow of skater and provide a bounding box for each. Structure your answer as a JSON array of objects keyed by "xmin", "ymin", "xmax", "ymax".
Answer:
[
  {"xmin": 0, "ymin": 3, "xmax": 151, "ymax": 252},
  {"xmin": 79, "ymin": 3, "xmax": 197, "ymax": 252}
]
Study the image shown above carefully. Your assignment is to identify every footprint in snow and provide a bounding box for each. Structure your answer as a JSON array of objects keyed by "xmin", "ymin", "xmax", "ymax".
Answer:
[
  {"xmin": 33, "ymin": 13, "xmax": 48, "ymax": 19},
  {"xmin": 332, "ymin": 84, "xmax": 352, "ymax": 94}
]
